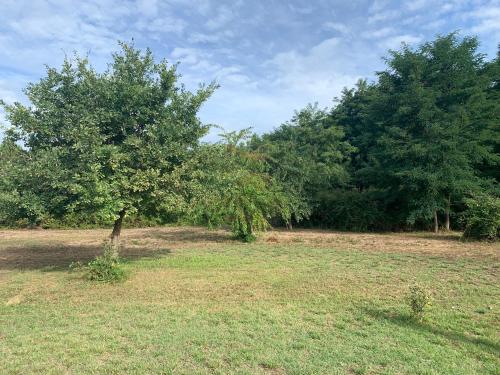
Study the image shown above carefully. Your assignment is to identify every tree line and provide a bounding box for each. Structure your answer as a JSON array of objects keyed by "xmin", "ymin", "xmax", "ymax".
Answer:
[
  {"xmin": 251, "ymin": 33, "xmax": 499, "ymax": 237},
  {"xmin": 0, "ymin": 33, "xmax": 499, "ymax": 251}
]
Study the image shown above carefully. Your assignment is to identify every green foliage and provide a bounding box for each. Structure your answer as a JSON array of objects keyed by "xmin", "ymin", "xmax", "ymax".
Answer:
[
  {"xmin": 1, "ymin": 42, "xmax": 215, "ymax": 236},
  {"xmin": 476, "ymin": 47, "xmax": 500, "ymax": 183},
  {"xmin": 1, "ymin": 33, "xmax": 498, "ymax": 236},
  {"xmin": 329, "ymin": 33, "xmax": 498, "ymax": 231},
  {"xmin": 0, "ymin": 139, "xmax": 47, "ymax": 227},
  {"xmin": 250, "ymin": 104, "xmax": 353, "ymax": 223},
  {"xmin": 406, "ymin": 284, "xmax": 431, "ymax": 319},
  {"xmin": 372, "ymin": 33, "xmax": 493, "ymax": 226},
  {"xmin": 313, "ymin": 190, "xmax": 386, "ymax": 231},
  {"xmin": 332, "ymin": 79, "xmax": 381, "ymax": 190},
  {"xmin": 254, "ymin": 36, "xmax": 498, "ymax": 232},
  {"xmin": 185, "ymin": 129, "xmax": 294, "ymax": 241},
  {"xmin": 462, "ymin": 194, "xmax": 500, "ymax": 240},
  {"xmin": 86, "ymin": 245, "xmax": 126, "ymax": 282}
]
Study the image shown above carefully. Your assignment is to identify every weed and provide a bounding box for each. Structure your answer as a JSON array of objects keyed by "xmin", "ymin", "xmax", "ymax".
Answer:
[
  {"xmin": 86, "ymin": 244, "xmax": 126, "ymax": 282},
  {"xmin": 406, "ymin": 284, "xmax": 431, "ymax": 319}
]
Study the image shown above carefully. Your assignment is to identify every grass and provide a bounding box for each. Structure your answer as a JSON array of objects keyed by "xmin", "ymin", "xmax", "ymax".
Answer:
[{"xmin": 0, "ymin": 227, "xmax": 498, "ymax": 374}]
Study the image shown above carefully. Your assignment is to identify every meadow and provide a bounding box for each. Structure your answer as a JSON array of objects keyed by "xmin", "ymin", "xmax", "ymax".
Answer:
[{"xmin": 0, "ymin": 227, "xmax": 498, "ymax": 374}]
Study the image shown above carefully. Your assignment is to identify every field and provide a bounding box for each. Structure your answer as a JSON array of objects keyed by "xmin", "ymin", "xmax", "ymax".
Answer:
[{"xmin": 0, "ymin": 227, "xmax": 499, "ymax": 374}]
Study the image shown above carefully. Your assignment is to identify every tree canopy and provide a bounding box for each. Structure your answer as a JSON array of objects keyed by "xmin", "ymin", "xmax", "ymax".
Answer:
[
  {"xmin": 2, "ymin": 42, "xmax": 216, "ymax": 251},
  {"xmin": 184, "ymin": 128, "xmax": 298, "ymax": 242},
  {"xmin": 1, "ymin": 33, "xmax": 498, "ymax": 241},
  {"xmin": 256, "ymin": 33, "xmax": 499, "ymax": 233}
]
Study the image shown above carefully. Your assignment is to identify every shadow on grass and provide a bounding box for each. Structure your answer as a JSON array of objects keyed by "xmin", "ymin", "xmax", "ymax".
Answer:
[
  {"xmin": 0, "ymin": 227, "xmax": 236, "ymax": 272},
  {"xmin": 0, "ymin": 243, "xmax": 172, "ymax": 272},
  {"xmin": 143, "ymin": 227, "xmax": 233, "ymax": 244},
  {"xmin": 363, "ymin": 307, "xmax": 500, "ymax": 355}
]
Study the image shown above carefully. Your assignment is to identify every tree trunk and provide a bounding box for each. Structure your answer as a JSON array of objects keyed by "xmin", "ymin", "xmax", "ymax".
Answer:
[
  {"xmin": 445, "ymin": 196, "xmax": 451, "ymax": 231},
  {"xmin": 109, "ymin": 209, "xmax": 126, "ymax": 257},
  {"xmin": 434, "ymin": 210, "xmax": 439, "ymax": 234}
]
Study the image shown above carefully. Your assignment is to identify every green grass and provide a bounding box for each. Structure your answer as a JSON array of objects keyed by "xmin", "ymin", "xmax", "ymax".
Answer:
[{"xmin": 0, "ymin": 228, "xmax": 499, "ymax": 374}]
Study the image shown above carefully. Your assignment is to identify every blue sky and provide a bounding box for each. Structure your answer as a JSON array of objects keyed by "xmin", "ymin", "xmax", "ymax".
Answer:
[{"xmin": 1, "ymin": 0, "xmax": 499, "ymax": 139}]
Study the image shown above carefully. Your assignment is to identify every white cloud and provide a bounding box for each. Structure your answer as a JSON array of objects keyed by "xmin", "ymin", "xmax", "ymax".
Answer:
[
  {"xmin": 265, "ymin": 37, "xmax": 366, "ymax": 105},
  {"xmin": 169, "ymin": 47, "xmax": 252, "ymax": 91},
  {"xmin": 369, "ymin": 0, "xmax": 390, "ymax": 13},
  {"xmin": 187, "ymin": 30, "xmax": 234, "ymax": 44},
  {"xmin": 136, "ymin": 0, "xmax": 158, "ymax": 17},
  {"xmin": 171, "ymin": 47, "xmax": 206, "ymax": 65},
  {"xmin": 406, "ymin": 0, "xmax": 431, "ymax": 11},
  {"xmin": 1, "ymin": 0, "xmax": 499, "ymax": 140},
  {"xmin": 368, "ymin": 9, "xmax": 402, "ymax": 24},
  {"xmin": 288, "ymin": 4, "xmax": 315, "ymax": 15},
  {"xmin": 323, "ymin": 22, "xmax": 349, "ymax": 34},
  {"xmin": 468, "ymin": 4, "xmax": 500, "ymax": 34},
  {"xmin": 0, "ymin": 84, "xmax": 20, "ymax": 105},
  {"xmin": 439, "ymin": 3, "xmax": 454, "ymax": 14},
  {"xmin": 205, "ymin": 5, "xmax": 234, "ymax": 30},
  {"xmin": 361, "ymin": 27, "xmax": 395, "ymax": 39},
  {"xmin": 422, "ymin": 19, "xmax": 446, "ymax": 30},
  {"xmin": 135, "ymin": 16, "xmax": 186, "ymax": 35}
]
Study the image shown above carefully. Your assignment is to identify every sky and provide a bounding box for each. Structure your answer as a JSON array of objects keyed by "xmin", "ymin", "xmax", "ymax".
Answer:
[{"xmin": 0, "ymin": 0, "xmax": 499, "ymax": 140}]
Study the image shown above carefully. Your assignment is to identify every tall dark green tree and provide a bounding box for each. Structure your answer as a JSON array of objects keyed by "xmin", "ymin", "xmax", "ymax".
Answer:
[
  {"xmin": 476, "ymin": 45, "xmax": 500, "ymax": 184},
  {"xmin": 251, "ymin": 104, "xmax": 353, "ymax": 226},
  {"xmin": 331, "ymin": 79, "xmax": 381, "ymax": 190},
  {"xmin": 370, "ymin": 33, "xmax": 495, "ymax": 231},
  {"xmin": 2, "ymin": 43, "xmax": 216, "ymax": 254}
]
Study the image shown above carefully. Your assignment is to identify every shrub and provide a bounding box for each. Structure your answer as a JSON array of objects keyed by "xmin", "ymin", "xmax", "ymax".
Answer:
[
  {"xmin": 406, "ymin": 284, "xmax": 431, "ymax": 319},
  {"xmin": 234, "ymin": 230, "xmax": 257, "ymax": 243},
  {"xmin": 462, "ymin": 194, "xmax": 500, "ymax": 241},
  {"xmin": 86, "ymin": 245, "xmax": 126, "ymax": 282}
]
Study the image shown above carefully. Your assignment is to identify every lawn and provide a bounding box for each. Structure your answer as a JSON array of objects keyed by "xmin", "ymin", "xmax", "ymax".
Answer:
[{"xmin": 0, "ymin": 227, "xmax": 498, "ymax": 374}]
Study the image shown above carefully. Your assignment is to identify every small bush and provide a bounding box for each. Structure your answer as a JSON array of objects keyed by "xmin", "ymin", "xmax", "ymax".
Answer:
[
  {"xmin": 462, "ymin": 194, "xmax": 500, "ymax": 241},
  {"xmin": 86, "ymin": 245, "xmax": 126, "ymax": 282},
  {"xmin": 235, "ymin": 231, "xmax": 257, "ymax": 243},
  {"xmin": 406, "ymin": 284, "xmax": 431, "ymax": 319}
]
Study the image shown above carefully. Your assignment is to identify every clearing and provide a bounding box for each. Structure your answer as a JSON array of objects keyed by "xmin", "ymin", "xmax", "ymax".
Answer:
[{"xmin": 0, "ymin": 227, "xmax": 498, "ymax": 374}]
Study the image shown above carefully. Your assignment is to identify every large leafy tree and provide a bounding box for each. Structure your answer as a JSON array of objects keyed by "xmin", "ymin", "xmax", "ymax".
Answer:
[
  {"xmin": 330, "ymin": 81, "xmax": 409, "ymax": 230},
  {"xmin": 370, "ymin": 33, "xmax": 495, "ymax": 231},
  {"xmin": 331, "ymin": 79, "xmax": 381, "ymax": 190},
  {"xmin": 2, "ymin": 43, "xmax": 216, "ymax": 254},
  {"xmin": 476, "ymin": 45, "xmax": 500, "ymax": 185},
  {"xmin": 250, "ymin": 104, "xmax": 353, "ymax": 226}
]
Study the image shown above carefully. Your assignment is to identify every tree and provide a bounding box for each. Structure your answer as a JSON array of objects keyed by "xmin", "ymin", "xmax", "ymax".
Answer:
[
  {"xmin": 186, "ymin": 128, "xmax": 295, "ymax": 242},
  {"xmin": 2, "ymin": 42, "xmax": 216, "ymax": 255},
  {"xmin": 369, "ymin": 33, "xmax": 494, "ymax": 232},
  {"xmin": 250, "ymin": 104, "xmax": 353, "ymax": 226},
  {"xmin": 331, "ymin": 79, "xmax": 382, "ymax": 190},
  {"xmin": 476, "ymin": 45, "xmax": 500, "ymax": 185}
]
